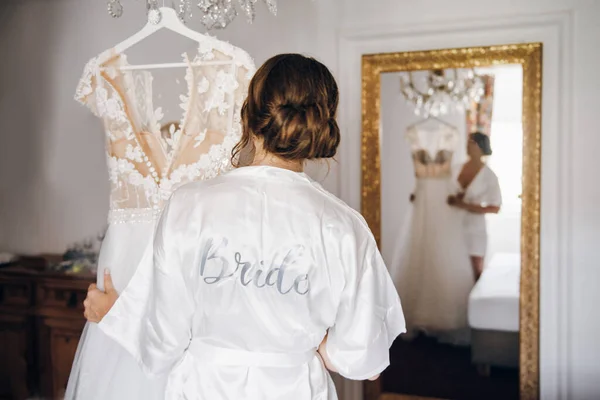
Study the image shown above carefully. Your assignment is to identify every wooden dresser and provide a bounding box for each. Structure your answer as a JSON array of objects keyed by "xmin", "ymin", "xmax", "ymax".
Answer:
[{"xmin": 0, "ymin": 257, "xmax": 94, "ymax": 400}]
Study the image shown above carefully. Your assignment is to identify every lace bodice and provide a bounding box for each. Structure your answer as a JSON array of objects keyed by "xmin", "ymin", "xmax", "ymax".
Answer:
[
  {"xmin": 75, "ymin": 38, "xmax": 255, "ymax": 224},
  {"xmin": 406, "ymin": 120, "xmax": 459, "ymax": 178}
]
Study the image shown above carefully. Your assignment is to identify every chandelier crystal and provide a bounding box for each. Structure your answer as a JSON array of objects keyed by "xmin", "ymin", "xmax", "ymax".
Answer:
[
  {"xmin": 107, "ymin": 0, "xmax": 277, "ymax": 30},
  {"xmin": 400, "ymin": 69, "xmax": 485, "ymax": 118}
]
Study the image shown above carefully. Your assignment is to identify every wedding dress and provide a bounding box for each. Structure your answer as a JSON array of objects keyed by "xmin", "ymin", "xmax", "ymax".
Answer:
[
  {"xmin": 390, "ymin": 119, "xmax": 474, "ymax": 346},
  {"xmin": 100, "ymin": 165, "xmax": 406, "ymax": 399},
  {"xmin": 65, "ymin": 39, "xmax": 255, "ymax": 400}
]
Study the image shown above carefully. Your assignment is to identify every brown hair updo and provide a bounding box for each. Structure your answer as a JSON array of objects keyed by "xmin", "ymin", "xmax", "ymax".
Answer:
[
  {"xmin": 470, "ymin": 132, "xmax": 493, "ymax": 156},
  {"xmin": 232, "ymin": 54, "xmax": 340, "ymax": 166}
]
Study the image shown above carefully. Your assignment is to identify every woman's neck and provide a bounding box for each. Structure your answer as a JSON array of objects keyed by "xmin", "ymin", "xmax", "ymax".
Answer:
[{"xmin": 251, "ymin": 152, "xmax": 304, "ymax": 173}]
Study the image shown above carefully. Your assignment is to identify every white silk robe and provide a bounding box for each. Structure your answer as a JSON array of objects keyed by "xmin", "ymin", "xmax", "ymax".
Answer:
[{"xmin": 99, "ymin": 165, "xmax": 405, "ymax": 399}]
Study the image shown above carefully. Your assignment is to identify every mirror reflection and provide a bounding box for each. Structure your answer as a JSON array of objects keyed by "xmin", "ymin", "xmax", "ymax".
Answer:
[{"xmin": 380, "ymin": 65, "xmax": 523, "ymax": 399}]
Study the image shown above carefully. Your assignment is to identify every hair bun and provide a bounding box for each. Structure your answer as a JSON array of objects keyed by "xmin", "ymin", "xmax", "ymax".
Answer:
[
  {"xmin": 264, "ymin": 101, "xmax": 338, "ymax": 160},
  {"xmin": 232, "ymin": 54, "xmax": 340, "ymax": 165}
]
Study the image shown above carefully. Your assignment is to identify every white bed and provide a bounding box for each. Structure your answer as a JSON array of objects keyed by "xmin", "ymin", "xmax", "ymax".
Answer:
[
  {"xmin": 468, "ymin": 252, "xmax": 521, "ymax": 369},
  {"xmin": 469, "ymin": 252, "xmax": 521, "ymax": 332}
]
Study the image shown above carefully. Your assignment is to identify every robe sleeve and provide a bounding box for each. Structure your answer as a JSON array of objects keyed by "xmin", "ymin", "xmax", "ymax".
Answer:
[
  {"xmin": 325, "ymin": 232, "xmax": 406, "ymax": 380},
  {"xmin": 138, "ymin": 195, "xmax": 196, "ymax": 376},
  {"xmin": 485, "ymin": 170, "xmax": 503, "ymax": 207},
  {"xmin": 98, "ymin": 240, "xmax": 155, "ymax": 366},
  {"xmin": 98, "ymin": 194, "xmax": 196, "ymax": 377}
]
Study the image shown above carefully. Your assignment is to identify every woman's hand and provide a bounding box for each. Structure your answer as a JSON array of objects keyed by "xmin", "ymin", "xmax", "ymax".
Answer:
[
  {"xmin": 448, "ymin": 198, "xmax": 500, "ymax": 214},
  {"xmin": 447, "ymin": 194, "xmax": 465, "ymax": 208},
  {"xmin": 83, "ymin": 270, "xmax": 118, "ymax": 323},
  {"xmin": 318, "ymin": 333, "xmax": 337, "ymax": 373},
  {"xmin": 317, "ymin": 333, "xmax": 380, "ymax": 381}
]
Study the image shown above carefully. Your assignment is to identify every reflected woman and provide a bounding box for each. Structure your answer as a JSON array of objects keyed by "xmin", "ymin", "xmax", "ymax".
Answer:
[{"xmin": 448, "ymin": 132, "xmax": 502, "ymax": 280}]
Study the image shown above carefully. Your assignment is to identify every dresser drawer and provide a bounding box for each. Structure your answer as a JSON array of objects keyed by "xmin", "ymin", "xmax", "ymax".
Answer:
[
  {"xmin": 35, "ymin": 278, "xmax": 90, "ymax": 312},
  {"xmin": 0, "ymin": 276, "xmax": 33, "ymax": 308},
  {"xmin": 0, "ymin": 260, "xmax": 94, "ymax": 399}
]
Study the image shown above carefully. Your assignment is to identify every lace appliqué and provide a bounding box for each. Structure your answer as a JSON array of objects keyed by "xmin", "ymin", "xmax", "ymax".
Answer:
[
  {"xmin": 194, "ymin": 129, "xmax": 208, "ymax": 148},
  {"xmin": 75, "ymin": 58, "xmax": 100, "ymax": 116},
  {"xmin": 204, "ymin": 70, "xmax": 239, "ymax": 115},
  {"xmin": 197, "ymin": 77, "xmax": 210, "ymax": 94},
  {"xmin": 406, "ymin": 124, "xmax": 459, "ymax": 179},
  {"xmin": 108, "ymin": 208, "xmax": 161, "ymax": 224},
  {"xmin": 125, "ymin": 145, "xmax": 144, "ymax": 163},
  {"xmin": 76, "ymin": 41, "xmax": 254, "ymax": 224}
]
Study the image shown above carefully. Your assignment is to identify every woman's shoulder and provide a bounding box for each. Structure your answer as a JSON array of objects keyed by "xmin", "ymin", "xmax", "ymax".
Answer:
[
  {"xmin": 167, "ymin": 173, "xmax": 238, "ymax": 209},
  {"xmin": 306, "ymin": 181, "xmax": 374, "ymax": 239},
  {"xmin": 483, "ymin": 164, "xmax": 500, "ymax": 181}
]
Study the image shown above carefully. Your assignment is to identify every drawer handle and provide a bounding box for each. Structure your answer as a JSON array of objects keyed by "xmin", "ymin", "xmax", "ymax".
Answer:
[{"xmin": 67, "ymin": 292, "xmax": 78, "ymax": 308}]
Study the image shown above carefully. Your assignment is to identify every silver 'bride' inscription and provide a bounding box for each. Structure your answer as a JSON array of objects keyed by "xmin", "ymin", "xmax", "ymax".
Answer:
[{"xmin": 198, "ymin": 239, "xmax": 310, "ymax": 295}]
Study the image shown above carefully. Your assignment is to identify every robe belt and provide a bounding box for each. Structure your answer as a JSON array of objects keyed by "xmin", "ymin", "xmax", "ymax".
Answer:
[{"xmin": 187, "ymin": 340, "xmax": 317, "ymax": 367}]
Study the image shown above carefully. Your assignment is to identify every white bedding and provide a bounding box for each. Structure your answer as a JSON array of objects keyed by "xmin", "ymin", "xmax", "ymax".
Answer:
[{"xmin": 468, "ymin": 253, "xmax": 520, "ymax": 332}]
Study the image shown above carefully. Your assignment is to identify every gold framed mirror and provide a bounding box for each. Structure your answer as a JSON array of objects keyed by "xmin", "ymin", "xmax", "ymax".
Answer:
[{"xmin": 360, "ymin": 43, "xmax": 541, "ymax": 400}]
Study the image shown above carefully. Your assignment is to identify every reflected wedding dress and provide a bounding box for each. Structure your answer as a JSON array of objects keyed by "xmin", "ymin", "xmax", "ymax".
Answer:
[
  {"xmin": 65, "ymin": 39, "xmax": 255, "ymax": 399},
  {"xmin": 390, "ymin": 120, "xmax": 474, "ymax": 345}
]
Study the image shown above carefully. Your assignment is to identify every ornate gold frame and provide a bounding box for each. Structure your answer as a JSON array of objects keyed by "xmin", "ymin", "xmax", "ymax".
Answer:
[{"xmin": 360, "ymin": 43, "xmax": 542, "ymax": 400}]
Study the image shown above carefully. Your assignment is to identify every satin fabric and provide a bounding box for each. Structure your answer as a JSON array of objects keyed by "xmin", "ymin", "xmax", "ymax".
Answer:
[
  {"xmin": 100, "ymin": 166, "xmax": 405, "ymax": 399},
  {"xmin": 454, "ymin": 164, "xmax": 503, "ymax": 257},
  {"xmin": 390, "ymin": 178, "xmax": 473, "ymax": 346}
]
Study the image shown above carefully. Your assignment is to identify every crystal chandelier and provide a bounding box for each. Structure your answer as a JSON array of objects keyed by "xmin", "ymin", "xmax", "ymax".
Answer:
[
  {"xmin": 399, "ymin": 69, "xmax": 485, "ymax": 118},
  {"xmin": 107, "ymin": 0, "xmax": 277, "ymax": 30}
]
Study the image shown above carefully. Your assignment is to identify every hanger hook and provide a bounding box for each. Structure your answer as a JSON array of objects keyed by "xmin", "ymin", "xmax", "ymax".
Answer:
[{"xmin": 147, "ymin": 0, "xmax": 163, "ymax": 24}]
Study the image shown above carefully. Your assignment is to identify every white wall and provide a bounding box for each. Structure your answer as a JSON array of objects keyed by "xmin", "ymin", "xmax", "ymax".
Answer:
[
  {"xmin": 484, "ymin": 66, "xmax": 523, "ymax": 260},
  {"xmin": 0, "ymin": 0, "xmax": 341, "ymax": 254},
  {"xmin": 338, "ymin": 1, "xmax": 600, "ymax": 399}
]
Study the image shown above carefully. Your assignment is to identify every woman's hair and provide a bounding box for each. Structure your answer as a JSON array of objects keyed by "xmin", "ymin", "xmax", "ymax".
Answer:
[
  {"xmin": 470, "ymin": 132, "xmax": 493, "ymax": 156},
  {"xmin": 231, "ymin": 54, "xmax": 340, "ymax": 166}
]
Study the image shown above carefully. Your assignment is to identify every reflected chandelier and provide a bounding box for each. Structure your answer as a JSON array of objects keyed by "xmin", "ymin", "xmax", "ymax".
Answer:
[
  {"xmin": 106, "ymin": 0, "xmax": 277, "ymax": 30},
  {"xmin": 400, "ymin": 69, "xmax": 484, "ymax": 118}
]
